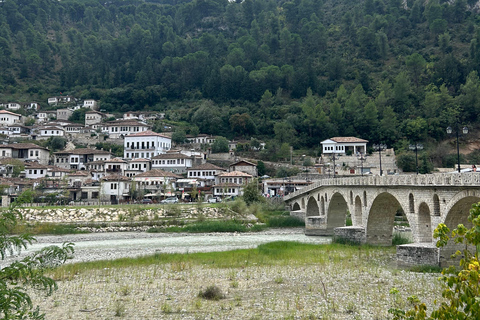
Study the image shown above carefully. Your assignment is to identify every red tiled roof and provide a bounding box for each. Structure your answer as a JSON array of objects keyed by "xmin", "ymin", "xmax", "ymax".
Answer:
[
  {"xmin": 126, "ymin": 130, "xmax": 169, "ymax": 138},
  {"xmin": 330, "ymin": 137, "xmax": 369, "ymax": 143},
  {"xmin": 218, "ymin": 171, "xmax": 252, "ymax": 177},
  {"xmin": 134, "ymin": 169, "xmax": 182, "ymax": 178}
]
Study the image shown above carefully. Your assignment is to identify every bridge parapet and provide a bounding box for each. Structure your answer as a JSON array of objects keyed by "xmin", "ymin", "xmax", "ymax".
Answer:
[{"xmin": 283, "ymin": 173, "xmax": 480, "ymax": 201}]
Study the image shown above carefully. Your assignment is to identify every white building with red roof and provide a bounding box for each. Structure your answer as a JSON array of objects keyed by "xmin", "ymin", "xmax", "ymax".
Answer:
[
  {"xmin": 321, "ymin": 137, "xmax": 368, "ymax": 155},
  {"xmin": 0, "ymin": 110, "xmax": 22, "ymax": 126},
  {"xmin": 124, "ymin": 130, "xmax": 172, "ymax": 160},
  {"xmin": 101, "ymin": 119, "xmax": 150, "ymax": 139},
  {"xmin": 213, "ymin": 171, "xmax": 253, "ymax": 197}
]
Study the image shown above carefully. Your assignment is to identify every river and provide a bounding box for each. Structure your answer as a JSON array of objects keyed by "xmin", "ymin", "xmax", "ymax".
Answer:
[{"xmin": 2, "ymin": 228, "xmax": 332, "ymax": 266}]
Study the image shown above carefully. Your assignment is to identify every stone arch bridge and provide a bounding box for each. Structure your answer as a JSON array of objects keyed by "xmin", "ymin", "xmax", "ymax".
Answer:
[{"xmin": 283, "ymin": 173, "xmax": 480, "ymax": 266}]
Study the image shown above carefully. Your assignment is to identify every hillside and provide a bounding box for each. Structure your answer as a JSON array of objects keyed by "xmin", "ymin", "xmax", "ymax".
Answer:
[{"xmin": 1, "ymin": 0, "xmax": 480, "ymax": 168}]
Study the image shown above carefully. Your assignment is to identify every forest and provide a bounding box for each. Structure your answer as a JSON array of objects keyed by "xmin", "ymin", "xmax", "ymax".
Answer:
[{"xmin": 1, "ymin": 0, "xmax": 480, "ymax": 167}]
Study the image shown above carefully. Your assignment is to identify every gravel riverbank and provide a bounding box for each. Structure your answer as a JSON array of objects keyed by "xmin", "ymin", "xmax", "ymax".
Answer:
[{"xmin": 16, "ymin": 229, "xmax": 443, "ymax": 320}]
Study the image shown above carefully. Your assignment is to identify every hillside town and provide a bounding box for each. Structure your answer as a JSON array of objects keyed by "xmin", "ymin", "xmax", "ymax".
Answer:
[{"xmin": 0, "ymin": 96, "xmax": 400, "ymax": 206}]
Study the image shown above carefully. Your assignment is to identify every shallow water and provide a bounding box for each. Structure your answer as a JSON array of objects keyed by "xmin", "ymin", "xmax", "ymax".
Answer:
[{"xmin": 2, "ymin": 229, "xmax": 332, "ymax": 265}]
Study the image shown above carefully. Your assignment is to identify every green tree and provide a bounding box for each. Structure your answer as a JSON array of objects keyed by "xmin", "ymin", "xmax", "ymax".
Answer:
[
  {"xmin": 242, "ymin": 179, "xmax": 264, "ymax": 205},
  {"xmin": 405, "ymin": 53, "xmax": 426, "ymax": 90},
  {"xmin": 45, "ymin": 137, "xmax": 67, "ymax": 152},
  {"xmin": 171, "ymin": 130, "xmax": 186, "ymax": 145},
  {"xmin": 68, "ymin": 108, "xmax": 88, "ymax": 124},
  {"xmin": 0, "ymin": 191, "xmax": 74, "ymax": 319},
  {"xmin": 257, "ymin": 160, "xmax": 266, "ymax": 176},
  {"xmin": 211, "ymin": 136, "xmax": 229, "ymax": 153}
]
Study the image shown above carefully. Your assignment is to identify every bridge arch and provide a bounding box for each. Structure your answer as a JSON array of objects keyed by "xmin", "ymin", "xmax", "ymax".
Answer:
[
  {"xmin": 326, "ymin": 192, "xmax": 348, "ymax": 233},
  {"xmin": 354, "ymin": 196, "xmax": 362, "ymax": 226},
  {"xmin": 320, "ymin": 196, "xmax": 325, "ymax": 215},
  {"xmin": 306, "ymin": 197, "xmax": 320, "ymax": 217},
  {"xmin": 366, "ymin": 192, "xmax": 409, "ymax": 245},
  {"xmin": 433, "ymin": 194, "xmax": 440, "ymax": 216},
  {"xmin": 301, "ymin": 198, "xmax": 305, "ymax": 209},
  {"xmin": 292, "ymin": 202, "xmax": 300, "ymax": 211},
  {"xmin": 409, "ymin": 193, "xmax": 414, "ymax": 213},
  {"xmin": 441, "ymin": 192, "xmax": 480, "ymax": 266},
  {"xmin": 417, "ymin": 202, "xmax": 432, "ymax": 243}
]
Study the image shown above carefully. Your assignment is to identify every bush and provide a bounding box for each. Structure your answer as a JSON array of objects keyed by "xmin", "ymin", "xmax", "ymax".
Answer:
[
  {"xmin": 198, "ymin": 286, "xmax": 225, "ymax": 300},
  {"xmin": 266, "ymin": 216, "xmax": 305, "ymax": 228}
]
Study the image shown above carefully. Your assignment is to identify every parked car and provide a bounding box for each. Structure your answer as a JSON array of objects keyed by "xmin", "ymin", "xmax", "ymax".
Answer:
[
  {"xmin": 207, "ymin": 197, "xmax": 219, "ymax": 203},
  {"xmin": 161, "ymin": 196, "xmax": 178, "ymax": 204},
  {"xmin": 142, "ymin": 198, "xmax": 153, "ymax": 204}
]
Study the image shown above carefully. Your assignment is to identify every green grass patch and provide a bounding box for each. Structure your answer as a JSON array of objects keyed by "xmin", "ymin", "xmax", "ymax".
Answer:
[
  {"xmin": 266, "ymin": 216, "xmax": 305, "ymax": 228},
  {"xmin": 147, "ymin": 220, "xmax": 249, "ymax": 233},
  {"xmin": 11, "ymin": 223, "xmax": 89, "ymax": 235},
  {"xmin": 392, "ymin": 232, "xmax": 412, "ymax": 245},
  {"xmin": 51, "ymin": 241, "xmax": 395, "ymax": 277}
]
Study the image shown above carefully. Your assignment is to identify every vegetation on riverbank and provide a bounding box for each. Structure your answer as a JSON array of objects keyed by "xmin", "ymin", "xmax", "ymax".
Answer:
[
  {"xmin": 40, "ymin": 241, "xmax": 442, "ymax": 320},
  {"xmin": 51, "ymin": 241, "xmax": 394, "ymax": 278}
]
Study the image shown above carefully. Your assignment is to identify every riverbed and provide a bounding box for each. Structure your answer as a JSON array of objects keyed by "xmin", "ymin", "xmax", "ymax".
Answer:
[{"xmin": 3, "ymin": 228, "xmax": 331, "ymax": 266}]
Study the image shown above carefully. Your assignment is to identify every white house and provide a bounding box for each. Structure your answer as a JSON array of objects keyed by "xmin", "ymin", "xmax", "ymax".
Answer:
[
  {"xmin": 321, "ymin": 137, "xmax": 368, "ymax": 155},
  {"xmin": 105, "ymin": 158, "xmax": 128, "ymax": 176},
  {"xmin": 85, "ymin": 110, "xmax": 108, "ymax": 127},
  {"xmin": 0, "ymin": 110, "xmax": 22, "ymax": 126},
  {"xmin": 25, "ymin": 163, "xmax": 49, "ymax": 179},
  {"xmin": 101, "ymin": 119, "xmax": 150, "ymax": 139},
  {"xmin": 54, "ymin": 148, "xmax": 112, "ymax": 170},
  {"xmin": 100, "ymin": 174, "xmax": 131, "ymax": 203},
  {"xmin": 124, "ymin": 130, "xmax": 171, "ymax": 160},
  {"xmin": 187, "ymin": 163, "xmax": 226, "ymax": 187},
  {"xmin": 132, "ymin": 169, "xmax": 181, "ymax": 197},
  {"xmin": 56, "ymin": 109, "xmax": 73, "ymax": 121},
  {"xmin": 36, "ymin": 126, "xmax": 65, "ymax": 139},
  {"xmin": 0, "ymin": 143, "xmax": 50, "ymax": 165},
  {"xmin": 3, "ymin": 103, "xmax": 21, "ymax": 111},
  {"xmin": 151, "ymin": 151, "xmax": 192, "ymax": 174},
  {"xmin": 213, "ymin": 171, "xmax": 253, "ymax": 197},
  {"xmin": 125, "ymin": 158, "xmax": 151, "ymax": 178},
  {"xmin": 83, "ymin": 99, "xmax": 98, "ymax": 110}
]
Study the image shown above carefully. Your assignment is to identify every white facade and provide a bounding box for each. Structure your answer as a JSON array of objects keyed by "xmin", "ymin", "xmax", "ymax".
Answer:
[
  {"xmin": 321, "ymin": 137, "xmax": 368, "ymax": 155},
  {"xmin": 151, "ymin": 153, "xmax": 192, "ymax": 174},
  {"xmin": 124, "ymin": 130, "xmax": 172, "ymax": 159},
  {"xmin": 101, "ymin": 120, "xmax": 150, "ymax": 139},
  {"xmin": 83, "ymin": 99, "xmax": 98, "ymax": 110},
  {"xmin": 38, "ymin": 126, "xmax": 65, "ymax": 139},
  {"xmin": 25, "ymin": 165, "xmax": 49, "ymax": 179},
  {"xmin": 56, "ymin": 109, "xmax": 73, "ymax": 121},
  {"xmin": 0, "ymin": 110, "xmax": 21, "ymax": 126}
]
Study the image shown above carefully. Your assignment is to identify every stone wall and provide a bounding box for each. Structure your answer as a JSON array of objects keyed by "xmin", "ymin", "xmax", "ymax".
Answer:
[
  {"xmin": 396, "ymin": 243, "xmax": 439, "ymax": 267},
  {"xmin": 18, "ymin": 206, "xmax": 256, "ymax": 224},
  {"xmin": 333, "ymin": 227, "xmax": 366, "ymax": 244}
]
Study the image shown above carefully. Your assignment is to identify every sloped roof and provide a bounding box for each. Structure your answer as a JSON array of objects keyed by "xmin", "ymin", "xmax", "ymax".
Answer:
[
  {"xmin": 230, "ymin": 160, "xmax": 257, "ymax": 167},
  {"xmin": 152, "ymin": 153, "xmax": 190, "ymax": 159},
  {"xmin": 189, "ymin": 163, "xmax": 226, "ymax": 171},
  {"xmin": 134, "ymin": 169, "xmax": 182, "ymax": 179},
  {"xmin": 103, "ymin": 119, "xmax": 149, "ymax": 126},
  {"xmin": 126, "ymin": 130, "xmax": 169, "ymax": 138},
  {"xmin": 0, "ymin": 110, "xmax": 21, "ymax": 117},
  {"xmin": 329, "ymin": 137, "xmax": 368, "ymax": 143},
  {"xmin": 0, "ymin": 143, "xmax": 47, "ymax": 150},
  {"xmin": 218, "ymin": 171, "xmax": 252, "ymax": 177},
  {"xmin": 54, "ymin": 148, "xmax": 111, "ymax": 155}
]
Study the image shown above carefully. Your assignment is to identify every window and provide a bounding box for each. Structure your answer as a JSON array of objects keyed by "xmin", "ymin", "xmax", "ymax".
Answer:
[
  {"xmin": 111, "ymin": 183, "xmax": 117, "ymax": 189},
  {"xmin": 30, "ymin": 151, "xmax": 33, "ymax": 156},
  {"xmin": 35, "ymin": 151, "xmax": 39, "ymax": 156}
]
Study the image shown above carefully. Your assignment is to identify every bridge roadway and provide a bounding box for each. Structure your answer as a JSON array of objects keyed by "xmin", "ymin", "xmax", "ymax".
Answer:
[{"xmin": 283, "ymin": 173, "xmax": 480, "ymax": 266}]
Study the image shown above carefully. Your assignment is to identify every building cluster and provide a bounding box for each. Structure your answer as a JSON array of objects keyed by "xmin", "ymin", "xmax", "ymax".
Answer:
[{"xmin": 0, "ymin": 97, "xmax": 259, "ymax": 204}]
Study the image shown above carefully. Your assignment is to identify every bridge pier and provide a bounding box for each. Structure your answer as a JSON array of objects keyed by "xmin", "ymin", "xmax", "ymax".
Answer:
[
  {"xmin": 396, "ymin": 243, "xmax": 439, "ymax": 268},
  {"xmin": 305, "ymin": 216, "xmax": 331, "ymax": 236},
  {"xmin": 333, "ymin": 227, "xmax": 366, "ymax": 244}
]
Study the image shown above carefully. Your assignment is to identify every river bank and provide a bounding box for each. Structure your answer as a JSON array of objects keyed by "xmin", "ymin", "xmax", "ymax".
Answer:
[{"xmin": 30, "ymin": 240, "xmax": 442, "ymax": 320}]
